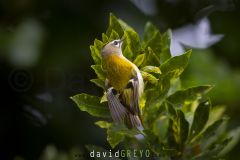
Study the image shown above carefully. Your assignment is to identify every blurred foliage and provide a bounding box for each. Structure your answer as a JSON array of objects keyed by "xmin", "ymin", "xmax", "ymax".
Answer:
[
  {"xmin": 14, "ymin": 145, "xmax": 86, "ymax": 160},
  {"xmin": 71, "ymin": 14, "xmax": 240, "ymax": 159},
  {"xmin": 181, "ymin": 49, "xmax": 240, "ymax": 107}
]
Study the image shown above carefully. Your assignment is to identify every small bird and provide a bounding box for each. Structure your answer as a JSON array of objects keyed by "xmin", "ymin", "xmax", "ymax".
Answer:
[{"xmin": 101, "ymin": 38, "xmax": 144, "ymax": 129}]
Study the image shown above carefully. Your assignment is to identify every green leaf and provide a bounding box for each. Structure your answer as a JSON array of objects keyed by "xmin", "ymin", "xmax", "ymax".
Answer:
[
  {"xmin": 100, "ymin": 92, "xmax": 108, "ymax": 103},
  {"xmin": 165, "ymin": 101, "xmax": 177, "ymax": 118},
  {"xmin": 140, "ymin": 71, "xmax": 158, "ymax": 85},
  {"xmin": 123, "ymin": 45, "xmax": 133, "ymax": 60},
  {"xmin": 159, "ymin": 29, "xmax": 172, "ymax": 63},
  {"xmin": 95, "ymin": 121, "xmax": 111, "ymax": 129},
  {"xmin": 118, "ymin": 19, "xmax": 134, "ymax": 31},
  {"xmin": 219, "ymin": 127, "xmax": 240, "ymax": 156},
  {"xmin": 176, "ymin": 110, "xmax": 189, "ymax": 145},
  {"xmin": 160, "ymin": 50, "xmax": 192, "ymax": 79},
  {"xmin": 207, "ymin": 105, "xmax": 226, "ymax": 126},
  {"xmin": 190, "ymin": 100, "xmax": 211, "ymax": 139},
  {"xmin": 106, "ymin": 13, "xmax": 124, "ymax": 37},
  {"xmin": 107, "ymin": 128, "xmax": 125, "ymax": 148},
  {"xmin": 201, "ymin": 119, "xmax": 225, "ymax": 141},
  {"xmin": 143, "ymin": 23, "xmax": 171, "ymax": 63},
  {"xmin": 168, "ymin": 110, "xmax": 189, "ymax": 149},
  {"xmin": 107, "ymin": 123, "xmax": 139, "ymax": 148},
  {"xmin": 123, "ymin": 29, "xmax": 140, "ymax": 58},
  {"xmin": 109, "ymin": 29, "xmax": 120, "ymax": 41},
  {"xmin": 142, "ymin": 47, "xmax": 160, "ymax": 67},
  {"xmin": 95, "ymin": 121, "xmax": 139, "ymax": 148},
  {"xmin": 153, "ymin": 115, "xmax": 169, "ymax": 141},
  {"xmin": 142, "ymin": 22, "xmax": 163, "ymax": 58},
  {"xmin": 141, "ymin": 66, "xmax": 161, "ymax": 74},
  {"xmin": 94, "ymin": 38, "xmax": 104, "ymax": 51},
  {"xmin": 71, "ymin": 94, "xmax": 110, "ymax": 118},
  {"xmin": 143, "ymin": 22, "xmax": 158, "ymax": 44},
  {"xmin": 90, "ymin": 79, "xmax": 105, "ymax": 89},
  {"xmin": 193, "ymin": 138, "xmax": 232, "ymax": 160},
  {"xmin": 90, "ymin": 45, "xmax": 102, "ymax": 64},
  {"xmin": 91, "ymin": 65, "xmax": 106, "ymax": 80},
  {"xmin": 167, "ymin": 85, "xmax": 213, "ymax": 108},
  {"xmin": 133, "ymin": 54, "xmax": 145, "ymax": 67},
  {"xmin": 144, "ymin": 78, "xmax": 170, "ymax": 116},
  {"xmin": 102, "ymin": 33, "xmax": 109, "ymax": 43}
]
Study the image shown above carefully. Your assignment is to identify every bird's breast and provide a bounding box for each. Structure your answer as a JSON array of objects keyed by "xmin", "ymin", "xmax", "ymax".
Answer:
[{"xmin": 103, "ymin": 54, "xmax": 134, "ymax": 91}]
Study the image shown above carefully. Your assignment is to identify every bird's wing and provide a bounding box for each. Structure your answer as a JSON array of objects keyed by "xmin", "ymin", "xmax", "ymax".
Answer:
[
  {"xmin": 125, "ymin": 75, "xmax": 140, "ymax": 115},
  {"xmin": 106, "ymin": 87, "xmax": 127, "ymax": 123}
]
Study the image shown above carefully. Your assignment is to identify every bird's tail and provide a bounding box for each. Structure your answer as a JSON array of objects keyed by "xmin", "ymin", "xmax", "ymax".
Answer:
[{"xmin": 125, "ymin": 112, "xmax": 143, "ymax": 130}]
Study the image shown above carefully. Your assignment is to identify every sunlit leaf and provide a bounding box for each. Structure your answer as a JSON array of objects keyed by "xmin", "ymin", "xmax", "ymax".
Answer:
[
  {"xmin": 142, "ymin": 47, "xmax": 160, "ymax": 66},
  {"xmin": 100, "ymin": 92, "xmax": 108, "ymax": 103},
  {"xmin": 95, "ymin": 121, "xmax": 111, "ymax": 129},
  {"xmin": 102, "ymin": 33, "xmax": 109, "ymax": 43},
  {"xmin": 141, "ymin": 66, "xmax": 161, "ymax": 74},
  {"xmin": 133, "ymin": 54, "xmax": 145, "ymax": 67},
  {"xmin": 91, "ymin": 65, "xmax": 106, "ymax": 80},
  {"xmin": 123, "ymin": 29, "xmax": 141, "ymax": 59},
  {"xmin": 94, "ymin": 39, "xmax": 104, "ymax": 51},
  {"xmin": 160, "ymin": 50, "xmax": 191, "ymax": 79},
  {"xmin": 159, "ymin": 29, "xmax": 172, "ymax": 63},
  {"xmin": 143, "ymin": 22, "xmax": 158, "ymax": 44},
  {"xmin": 109, "ymin": 29, "xmax": 120, "ymax": 41},
  {"xmin": 123, "ymin": 45, "xmax": 133, "ymax": 60},
  {"xmin": 167, "ymin": 85, "xmax": 213, "ymax": 108},
  {"xmin": 90, "ymin": 79, "xmax": 105, "ymax": 89},
  {"xmin": 140, "ymin": 71, "xmax": 158, "ymax": 85},
  {"xmin": 106, "ymin": 13, "xmax": 124, "ymax": 37},
  {"xmin": 90, "ymin": 45, "xmax": 102, "ymax": 64}
]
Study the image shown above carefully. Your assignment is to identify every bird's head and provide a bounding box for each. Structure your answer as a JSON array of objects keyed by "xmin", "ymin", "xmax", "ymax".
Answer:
[{"xmin": 101, "ymin": 38, "xmax": 124, "ymax": 58}]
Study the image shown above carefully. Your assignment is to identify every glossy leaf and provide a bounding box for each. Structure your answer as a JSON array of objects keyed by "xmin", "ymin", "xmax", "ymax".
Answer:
[
  {"xmin": 109, "ymin": 29, "xmax": 120, "ymax": 41},
  {"xmin": 140, "ymin": 71, "xmax": 158, "ymax": 85},
  {"xmin": 160, "ymin": 50, "xmax": 191, "ymax": 79},
  {"xmin": 141, "ymin": 66, "xmax": 161, "ymax": 74},
  {"xmin": 142, "ymin": 47, "xmax": 160, "ymax": 66},
  {"xmin": 90, "ymin": 79, "xmax": 105, "ymax": 89},
  {"xmin": 133, "ymin": 54, "xmax": 145, "ymax": 67},
  {"xmin": 90, "ymin": 45, "xmax": 102, "ymax": 65},
  {"xmin": 106, "ymin": 13, "xmax": 124, "ymax": 37},
  {"xmin": 91, "ymin": 65, "xmax": 106, "ymax": 80},
  {"xmin": 167, "ymin": 85, "xmax": 213, "ymax": 108},
  {"xmin": 71, "ymin": 94, "xmax": 110, "ymax": 118},
  {"xmin": 95, "ymin": 121, "xmax": 139, "ymax": 148},
  {"xmin": 190, "ymin": 100, "xmax": 211, "ymax": 139}
]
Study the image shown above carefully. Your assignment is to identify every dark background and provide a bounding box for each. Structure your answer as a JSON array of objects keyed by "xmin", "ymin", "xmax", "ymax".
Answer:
[{"xmin": 0, "ymin": 0, "xmax": 240, "ymax": 159}]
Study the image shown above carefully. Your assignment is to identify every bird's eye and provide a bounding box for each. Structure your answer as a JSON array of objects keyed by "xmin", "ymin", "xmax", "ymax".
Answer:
[{"xmin": 113, "ymin": 41, "xmax": 118, "ymax": 46}]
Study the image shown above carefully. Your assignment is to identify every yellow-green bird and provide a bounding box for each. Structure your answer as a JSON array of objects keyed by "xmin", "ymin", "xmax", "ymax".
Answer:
[{"xmin": 101, "ymin": 38, "xmax": 144, "ymax": 129}]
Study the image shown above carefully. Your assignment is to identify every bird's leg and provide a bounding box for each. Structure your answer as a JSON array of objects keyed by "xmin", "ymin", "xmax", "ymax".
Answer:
[{"xmin": 105, "ymin": 78, "xmax": 117, "ymax": 95}]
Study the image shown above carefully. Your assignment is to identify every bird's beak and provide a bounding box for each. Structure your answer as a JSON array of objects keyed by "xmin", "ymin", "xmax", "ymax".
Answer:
[
  {"xmin": 120, "ymin": 37, "xmax": 125, "ymax": 45},
  {"xmin": 119, "ymin": 37, "xmax": 125, "ymax": 48}
]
